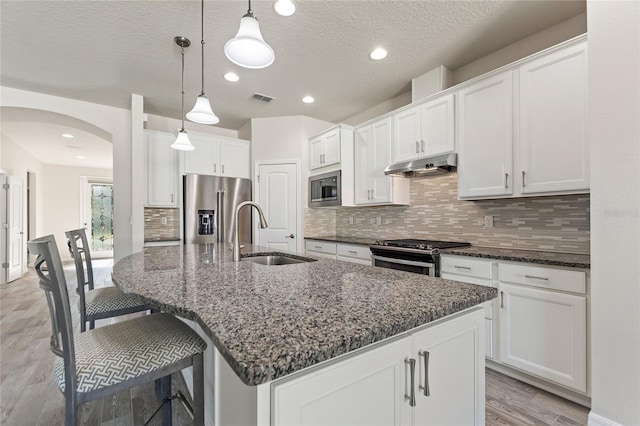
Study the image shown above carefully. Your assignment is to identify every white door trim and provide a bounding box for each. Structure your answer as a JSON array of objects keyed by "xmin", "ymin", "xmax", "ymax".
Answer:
[{"xmin": 253, "ymin": 160, "xmax": 301, "ymax": 252}]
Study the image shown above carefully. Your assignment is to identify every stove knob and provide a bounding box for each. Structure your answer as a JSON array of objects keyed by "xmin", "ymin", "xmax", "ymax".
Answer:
[{"xmin": 417, "ymin": 244, "xmax": 425, "ymax": 250}]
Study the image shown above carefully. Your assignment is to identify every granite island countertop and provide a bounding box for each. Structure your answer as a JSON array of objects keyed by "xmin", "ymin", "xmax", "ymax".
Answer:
[
  {"xmin": 305, "ymin": 236, "xmax": 590, "ymax": 269},
  {"xmin": 111, "ymin": 243, "xmax": 497, "ymax": 386}
]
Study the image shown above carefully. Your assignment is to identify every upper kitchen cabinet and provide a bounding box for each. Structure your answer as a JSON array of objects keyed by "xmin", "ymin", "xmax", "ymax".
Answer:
[
  {"xmin": 457, "ymin": 36, "xmax": 589, "ymax": 200},
  {"xmin": 355, "ymin": 118, "xmax": 410, "ymax": 206},
  {"xmin": 144, "ymin": 130, "xmax": 179, "ymax": 207},
  {"xmin": 182, "ymin": 132, "xmax": 250, "ymax": 179},
  {"xmin": 309, "ymin": 125, "xmax": 354, "ymax": 172},
  {"xmin": 393, "ymin": 93, "xmax": 455, "ymax": 163},
  {"xmin": 518, "ymin": 41, "xmax": 588, "ymax": 194},
  {"xmin": 457, "ymin": 70, "xmax": 514, "ymax": 199}
]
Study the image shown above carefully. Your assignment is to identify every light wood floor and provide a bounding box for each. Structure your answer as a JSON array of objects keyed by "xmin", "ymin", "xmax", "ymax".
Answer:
[{"xmin": 1, "ymin": 260, "xmax": 589, "ymax": 425}]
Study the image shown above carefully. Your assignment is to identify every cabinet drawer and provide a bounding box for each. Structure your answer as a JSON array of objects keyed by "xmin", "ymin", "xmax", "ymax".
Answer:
[
  {"xmin": 499, "ymin": 263, "xmax": 586, "ymax": 294},
  {"xmin": 305, "ymin": 240, "xmax": 337, "ymax": 255},
  {"xmin": 336, "ymin": 244, "xmax": 371, "ymax": 260},
  {"xmin": 440, "ymin": 255, "xmax": 493, "ymax": 279}
]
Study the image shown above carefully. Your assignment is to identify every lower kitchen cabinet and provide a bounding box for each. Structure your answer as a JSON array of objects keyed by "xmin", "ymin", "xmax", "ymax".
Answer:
[
  {"xmin": 272, "ymin": 308, "xmax": 485, "ymax": 426},
  {"xmin": 498, "ymin": 273, "xmax": 587, "ymax": 393},
  {"xmin": 305, "ymin": 240, "xmax": 337, "ymax": 260},
  {"xmin": 336, "ymin": 243, "xmax": 372, "ymax": 265}
]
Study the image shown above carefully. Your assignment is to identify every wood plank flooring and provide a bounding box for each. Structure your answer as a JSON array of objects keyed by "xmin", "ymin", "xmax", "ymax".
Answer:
[{"xmin": 1, "ymin": 259, "xmax": 589, "ymax": 425}]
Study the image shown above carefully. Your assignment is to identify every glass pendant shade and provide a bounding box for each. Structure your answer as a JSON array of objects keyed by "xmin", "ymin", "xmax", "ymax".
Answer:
[
  {"xmin": 186, "ymin": 95, "xmax": 220, "ymax": 125},
  {"xmin": 171, "ymin": 130, "xmax": 195, "ymax": 151},
  {"xmin": 224, "ymin": 15, "xmax": 275, "ymax": 69}
]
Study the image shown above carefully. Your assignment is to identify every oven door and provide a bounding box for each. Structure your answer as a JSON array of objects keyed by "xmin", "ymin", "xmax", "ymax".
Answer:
[{"xmin": 371, "ymin": 254, "xmax": 436, "ymax": 277}]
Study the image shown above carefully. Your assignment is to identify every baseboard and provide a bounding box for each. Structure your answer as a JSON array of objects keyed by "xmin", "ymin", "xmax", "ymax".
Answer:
[
  {"xmin": 588, "ymin": 412, "xmax": 623, "ymax": 426},
  {"xmin": 486, "ymin": 360, "xmax": 591, "ymax": 408}
]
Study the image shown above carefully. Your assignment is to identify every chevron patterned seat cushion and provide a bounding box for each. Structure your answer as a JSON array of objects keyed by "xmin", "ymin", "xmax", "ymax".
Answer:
[
  {"xmin": 53, "ymin": 313, "xmax": 207, "ymax": 393},
  {"xmin": 80, "ymin": 286, "xmax": 147, "ymax": 316}
]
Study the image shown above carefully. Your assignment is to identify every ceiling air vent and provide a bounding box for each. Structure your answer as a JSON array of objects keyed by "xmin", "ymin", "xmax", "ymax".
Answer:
[{"xmin": 251, "ymin": 92, "xmax": 275, "ymax": 103}]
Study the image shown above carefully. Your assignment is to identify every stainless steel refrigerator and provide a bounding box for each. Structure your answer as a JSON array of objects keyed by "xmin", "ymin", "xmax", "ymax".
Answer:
[{"xmin": 183, "ymin": 174, "xmax": 252, "ymax": 245}]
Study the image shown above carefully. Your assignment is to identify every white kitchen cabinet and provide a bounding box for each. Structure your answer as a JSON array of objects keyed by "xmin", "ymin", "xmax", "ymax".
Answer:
[
  {"xmin": 182, "ymin": 132, "xmax": 250, "ymax": 179},
  {"xmin": 518, "ymin": 41, "xmax": 589, "ymax": 194},
  {"xmin": 305, "ymin": 240, "xmax": 337, "ymax": 260},
  {"xmin": 144, "ymin": 130, "xmax": 179, "ymax": 207},
  {"xmin": 309, "ymin": 127, "xmax": 341, "ymax": 170},
  {"xmin": 457, "ymin": 38, "xmax": 588, "ymax": 200},
  {"xmin": 273, "ymin": 336, "xmax": 413, "ymax": 426},
  {"xmin": 456, "ymin": 70, "xmax": 514, "ymax": 199},
  {"xmin": 440, "ymin": 254, "xmax": 497, "ymax": 359},
  {"xmin": 355, "ymin": 118, "xmax": 409, "ymax": 206},
  {"xmin": 336, "ymin": 243, "xmax": 372, "ymax": 265},
  {"xmin": 393, "ymin": 93, "xmax": 455, "ymax": 163},
  {"xmin": 412, "ymin": 309, "xmax": 485, "ymax": 425},
  {"xmin": 273, "ymin": 308, "xmax": 485, "ymax": 426},
  {"xmin": 498, "ymin": 262, "xmax": 587, "ymax": 393}
]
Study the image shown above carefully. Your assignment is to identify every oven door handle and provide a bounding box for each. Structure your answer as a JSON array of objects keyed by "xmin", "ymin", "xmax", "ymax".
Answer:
[{"xmin": 372, "ymin": 254, "xmax": 436, "ymax": 271}]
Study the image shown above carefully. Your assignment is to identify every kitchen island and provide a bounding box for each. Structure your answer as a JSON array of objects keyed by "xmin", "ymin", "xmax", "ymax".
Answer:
[{"xmin": 112, "ymin": 243, "xmax": 497, "ymax": 425}]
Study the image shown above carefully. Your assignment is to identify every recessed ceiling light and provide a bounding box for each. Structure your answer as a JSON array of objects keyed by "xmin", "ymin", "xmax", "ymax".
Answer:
[
  {"xmin": 61, "ymin": 133, "xmax": 74, "ymax": 138},
  {"xmin": 274, "ymin": 0, "xmax": 295, "ymax": 16},
  {"xmin": 369, "ymin": 47, "xmax": 388, "ymax": 60},
  {"xmin": 302, "ymin": 96, "xmax": 314, "ymax": 104},
  {"xmin": 76, "ymin": 155, "xmax": 86, "ymax": 159},
  {"xmin": 224, "ymin": 72, "xmax": 239, "ymax": 82}
]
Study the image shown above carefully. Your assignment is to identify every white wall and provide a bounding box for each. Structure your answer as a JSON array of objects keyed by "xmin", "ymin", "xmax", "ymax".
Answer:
[
  {"xmin": 588, "ymin": 1, "xmax": 640, "ymax": 424},
  {"xmin": 0, "ymin": 135, "xmax": 45, "ymax": 275},
  {"xmin": 42, "ymin": 165, "xmax": 113, "ymax": 262},
  {"xmin": 145, "ymin": 113, "xmax": 238, "ymax": 139},
  {"xmin": 0, "ymin": 87, "xmax": 133, "ymax": 261}
]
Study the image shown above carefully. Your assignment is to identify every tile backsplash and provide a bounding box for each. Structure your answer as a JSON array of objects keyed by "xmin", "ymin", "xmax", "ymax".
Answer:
[
  {"xmin": 305, "ymin": 172, "xmax": 590, "ymax": 254},
  {"xmin": 144, "ymin": 208, "xmax": 180, "ymax": 240}
]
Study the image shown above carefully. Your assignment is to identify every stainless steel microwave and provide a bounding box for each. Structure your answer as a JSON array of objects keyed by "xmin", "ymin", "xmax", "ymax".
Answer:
[{"xmin": 309, "ymin": 170, "xmax": 341, "ymax": 207}]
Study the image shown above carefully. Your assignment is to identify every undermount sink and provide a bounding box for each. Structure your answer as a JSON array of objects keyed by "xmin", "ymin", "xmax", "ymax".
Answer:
[{"xmin": 242, "ymin": 253, "xmax": 316, "ymax": 266}]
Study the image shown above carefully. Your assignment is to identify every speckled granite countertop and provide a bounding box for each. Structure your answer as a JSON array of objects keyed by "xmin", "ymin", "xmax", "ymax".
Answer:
[
  {"xmin": 112, "ymin": 243, "xmax": 497, "ymax": 386},
  {"xmin": 305, "ymin": 236, "xmax": 590, "ymax": 269}
]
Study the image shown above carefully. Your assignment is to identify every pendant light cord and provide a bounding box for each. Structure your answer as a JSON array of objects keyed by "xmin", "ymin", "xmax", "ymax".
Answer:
[
  {"xmin": 200, "ymin": 0, "xmax": 205, "ymax": 96},
  {"xmin": 180, "ymin": 45, "xmax": 186, "ymax": 131}
]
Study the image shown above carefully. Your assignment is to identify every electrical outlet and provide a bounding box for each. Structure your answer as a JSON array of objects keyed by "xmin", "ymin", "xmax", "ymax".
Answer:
[
  {"xmin": 161, "ymin": 217, "xmax": 168, "ymax": 225},
  {"xmin": 376, "ymin": 216, "xmax": 382, "ymax": 226},
  {"xmin": 484, "ymin": 215, "xmax": 494, "ymax": 228}
]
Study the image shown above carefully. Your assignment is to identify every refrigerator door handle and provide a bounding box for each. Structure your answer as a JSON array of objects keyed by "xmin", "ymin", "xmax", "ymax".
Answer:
[{"xmin": 217, "ymin": 190, "xmax": 225, "ymax": 243}]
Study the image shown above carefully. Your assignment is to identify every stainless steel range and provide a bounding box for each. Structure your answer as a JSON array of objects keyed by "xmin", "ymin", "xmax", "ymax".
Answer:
[{"xmin": 369, "ymin": 239, "xmax": 471, "ymax": 277}]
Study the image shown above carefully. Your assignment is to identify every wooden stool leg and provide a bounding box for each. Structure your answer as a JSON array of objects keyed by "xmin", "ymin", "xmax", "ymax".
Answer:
[
  {"xmin": 193, "ymin": 352, "xmax": 205, "ymax": 425},
  {"xmin": 160, "ymin": 375, "xmax": 172, "ymax": 426}
]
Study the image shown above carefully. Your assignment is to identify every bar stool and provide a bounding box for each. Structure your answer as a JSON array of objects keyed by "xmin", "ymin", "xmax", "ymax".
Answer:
[
  {"xmin": 29, "ymin": 234, "xmax": 206, "ymax": 426},
  {"xmin": 66, "ymin": 228, "xmax": 149, "ymax": 331}
]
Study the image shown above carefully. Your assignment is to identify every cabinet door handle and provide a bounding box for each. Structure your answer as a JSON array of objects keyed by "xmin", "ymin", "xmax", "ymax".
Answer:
[
  {"xmin": 525, "ymin": 274, "xmax": 549, "ymax": 281},
  {"xmin": 418, "ymin": 350, "xmax": 430, "ymax": 397},
  {"xmin": 170, "ymin": 194, "xmax": 174, "ymax": 203},
  {"xmin": 500, "ymin": 291, "xmax": 504, "ymax": 308},
  {"xmin": 404, "ymin": 358, "xmax": 416, "ymax": 407},
  {"xmin": 454, "ymin": 265, "xmax": 471, "ymax": 270},
  {"xmin": 505, "ymin": 173, "xmax": 509, "ymax": 189},
  {"xmin": 522, "ymin": 170, "xmax": 526, "ymax": 187},
  {"xmin": 415, "ymin": 141, "xmax": 419, "ymax": 154},
  {"xmin": 222, "ymin": 164, "xmax": 225, "ymax": 174},
  {"xmin": 421, "ymin": 140, "xmax": 425, "ymax": 153},
  {"xmin": 214, "ymin": 164, "xmax": 217, "ymax": 173}
]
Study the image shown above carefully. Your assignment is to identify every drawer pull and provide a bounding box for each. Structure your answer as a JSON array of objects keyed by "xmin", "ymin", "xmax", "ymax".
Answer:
[
  {"xmin": 418, "ymin": 351, "xmax": 430, "ymax": 397},
  {"xmin": 348, "ymin": 250, "xmax": 358, "ymax": 255},
  {"xmin": 454, "ymin": 265, "xmax": 471, "ymax": 270},
  {"xmin": 404, "ymin": 358, "xmax": 416, "ymax": 407},
  {"xmin": 525, "ymin": 274, "xmax": 549, "ymax": 281},
  {"xmin": 314, "ymin": 245, "xmax": 322, "ymax": 249}
]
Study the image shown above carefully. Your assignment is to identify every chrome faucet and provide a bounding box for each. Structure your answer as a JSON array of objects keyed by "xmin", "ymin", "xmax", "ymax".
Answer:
[{"xmin": 233, "ymin": 201, "xmax": 269, "ymax": 262}]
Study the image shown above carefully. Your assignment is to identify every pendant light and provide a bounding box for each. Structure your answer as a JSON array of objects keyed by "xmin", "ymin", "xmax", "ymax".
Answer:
[
  {"xmin": 171, "ymin": 37, "xmax": 195, "ymax": 151},
  {"xmin": 186, "ymin": 0, "xmax": 220, "ymax": 125},
  {"xmin": 224, "ymin": 0, "xmax": 275, "ymax": 69}
]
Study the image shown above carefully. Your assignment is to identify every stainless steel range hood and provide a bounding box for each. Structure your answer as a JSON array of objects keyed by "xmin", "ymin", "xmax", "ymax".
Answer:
[{"xmin": 384, "ymin": 153, "xmax": 457, "ymax": 177}]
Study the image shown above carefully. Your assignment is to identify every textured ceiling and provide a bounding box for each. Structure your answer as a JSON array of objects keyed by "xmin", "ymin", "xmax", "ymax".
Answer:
[{"xmin": 1, "ymin": 0, "xmax": 585, "ymax": 168}]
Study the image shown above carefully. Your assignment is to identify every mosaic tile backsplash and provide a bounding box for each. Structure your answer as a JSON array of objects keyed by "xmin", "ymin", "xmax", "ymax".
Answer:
[
  {"xmin": 144, "ymin": 208, "xmax": 180, "ymax": 240},
  {"xmin": 305, "ymin": 172, "xmax": 590, "ymax": 254}
]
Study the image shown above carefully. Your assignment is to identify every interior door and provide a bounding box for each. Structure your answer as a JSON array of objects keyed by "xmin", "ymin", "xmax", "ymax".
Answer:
[
  {"xmin": 7, "ymin": 175, "xmax": 24, "ymax": 282},
  {"xmin": 256, "ymin": 163, "xmax": 298, "ymax": 252}
]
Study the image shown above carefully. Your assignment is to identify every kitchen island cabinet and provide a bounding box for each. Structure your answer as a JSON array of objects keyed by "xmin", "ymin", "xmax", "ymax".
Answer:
[{"xmin": 112, "ymin": 244, "xmax": 495, "ymax": 426}]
